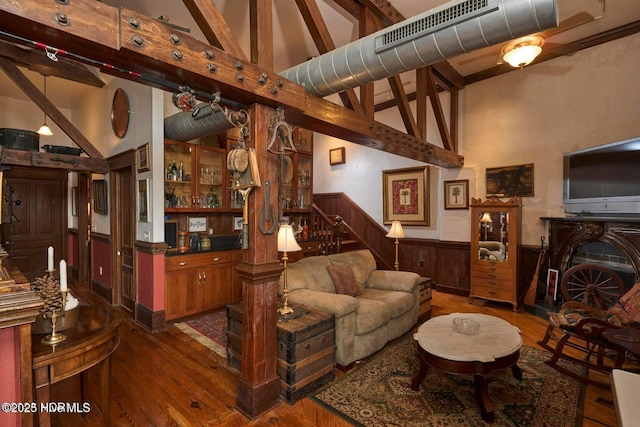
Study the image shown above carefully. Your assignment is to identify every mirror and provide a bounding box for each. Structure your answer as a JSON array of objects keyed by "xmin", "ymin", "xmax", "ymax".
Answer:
[{"xmin": 478, "ymin": 210, "xmax": 509, "ymax": 261}]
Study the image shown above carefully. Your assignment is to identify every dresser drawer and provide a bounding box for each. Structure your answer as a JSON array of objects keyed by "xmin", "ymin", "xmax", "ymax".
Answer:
[
  {"xmin": 473, "ymin": 261, "xmax": 511, "ymax": 275},
  {"xmin": 473, "ymin": 282, "xmax": 515, "ymax": 301},
  {"xmin": 166, "ymin": 251, "xmax": 232, "ymax": 271}
]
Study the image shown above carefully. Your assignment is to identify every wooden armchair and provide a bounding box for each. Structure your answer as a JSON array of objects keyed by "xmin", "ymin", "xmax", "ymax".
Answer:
[{"xmin": 538, "ymin": 264, "xmax": 640, "ymax": 387}]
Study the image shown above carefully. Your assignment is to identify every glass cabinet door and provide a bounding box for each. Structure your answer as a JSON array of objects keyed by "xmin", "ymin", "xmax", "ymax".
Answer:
[
  {"xmin": 296, "ymin": 154, "xmax": 312, "ymax": 210},
  {"xmin": 197, "ymin": 147, "xmax": 225, "ymax": 210},
  {"xmin": 164, "ymin": 140, "xmax": 195, "ymax": 210}
]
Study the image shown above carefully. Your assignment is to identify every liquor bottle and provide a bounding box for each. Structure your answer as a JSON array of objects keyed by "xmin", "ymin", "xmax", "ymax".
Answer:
[
  {"xmin": 178, "ymin": 160, "xmax": 184, "ymax": 181},
  {"xmin": 301, "ymin": 219, "xmax": 309, "ymax": 240}
]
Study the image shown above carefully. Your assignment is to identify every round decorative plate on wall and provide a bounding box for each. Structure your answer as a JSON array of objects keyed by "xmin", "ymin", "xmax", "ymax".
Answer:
[{"xmin": 111, "ymin": 88, "xmax": 130, "ymax": 138}]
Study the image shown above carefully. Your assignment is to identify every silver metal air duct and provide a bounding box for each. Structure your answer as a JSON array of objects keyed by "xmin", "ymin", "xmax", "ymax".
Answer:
[
  {"xmin": 280, "ymin": 0, "xmax": 558, "ymax": 97},
  {"xmin": 164, "ymin": 103, "xmax": 249, "ymax": 141}
]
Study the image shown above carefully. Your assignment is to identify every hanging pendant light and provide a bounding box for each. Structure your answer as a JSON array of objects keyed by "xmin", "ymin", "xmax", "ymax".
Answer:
[{"xmin": 37, "ymin": 75, "xmax": 53, "ymax": 136}]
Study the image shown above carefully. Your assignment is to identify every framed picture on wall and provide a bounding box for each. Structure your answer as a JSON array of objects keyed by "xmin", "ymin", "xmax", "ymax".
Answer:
[
  {"xmin": 93, "ymin": 180, "xmax": 108, "ymax": 214},
  {"xmin": 137, "ymin": 143, "xmax": 150, "ymax": 172},
  {"xmin": 486, "ymin": 163, "xmax": 534, "ymax": 197},
  {"xmin": 382, "ymin": 166, "xmax": 429, "ymax": 226},
  {"xmin": 138, "ymin": 179, "xmax": 150, "ymax": 222},
  {"xmin": 444, "ymin": 179, "xmax": 469, "ymax": 209}
]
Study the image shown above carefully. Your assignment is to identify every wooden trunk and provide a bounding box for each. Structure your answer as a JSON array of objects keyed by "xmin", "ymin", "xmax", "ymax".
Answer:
[{"xmin": 227, "ymin": 303, "xmax": 336, "ymax": 404}]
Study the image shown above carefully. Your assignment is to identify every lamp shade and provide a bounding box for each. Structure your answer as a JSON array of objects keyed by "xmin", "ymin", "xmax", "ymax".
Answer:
[
  {"xmin": 386, "ymin": 220, "xmax": 405, "ymax": 239},
  {"xmin": 37, "ymin": 123, "xmax": 53, "ymax": 136},
  {"xmin": 480, "ymin": 212, "xmax": 493, "ymax": 223},
  {"xmin": 277, "ymin": 224, "xmax": 302, "ymax": 252}
]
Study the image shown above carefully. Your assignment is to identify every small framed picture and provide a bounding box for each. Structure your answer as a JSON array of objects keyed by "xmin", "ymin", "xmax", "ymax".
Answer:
[
  {"xmin": 93, "ymin": 179, "xmax": 108, "ymax": 214},
  {"xmin": 329, "ymin": 147, "xmax": 345, "ymax": 165},
  {"xmin": 546, "ymin": 268, "xmax": 560, "ymax": 303},
  {"xmin": 189, "ymin": 217, "xmax": 207, "ymax": 232},
  {"xmin": 234, "ymin": 216, "xmax": 245, "ymax": 231},
  {"xmin": 138, "ymin": 179, "xmax": 150, "ymax": 222},
  {"xmin": 444, "ymin": 179, "xmax": 469, "ymax": 210},
  {"xmin": 137, "ymin": 143, "xmax": 150, "ymax": 172}
]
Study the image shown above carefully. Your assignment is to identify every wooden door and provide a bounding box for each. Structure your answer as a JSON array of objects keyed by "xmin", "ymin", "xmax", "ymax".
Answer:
[
  {"xmin": 202, "ymin": 263, "xmax": 233, "ymax": 311},
  {"xmin": 111, "ymin": 166, "xmax": 136, "ymax": 311},
  {"xmin": 2, "ymin": 167, "xmax": 67, "ymax": 280},
  {"xmin": 165, "ymin": 269, "xmax": 201, "ymax": 320}
]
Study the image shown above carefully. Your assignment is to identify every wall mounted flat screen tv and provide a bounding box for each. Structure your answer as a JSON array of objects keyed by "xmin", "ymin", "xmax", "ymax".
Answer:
[{"xmin": 563, "ymin": 136, "xmax": 640, "ymax": 215}]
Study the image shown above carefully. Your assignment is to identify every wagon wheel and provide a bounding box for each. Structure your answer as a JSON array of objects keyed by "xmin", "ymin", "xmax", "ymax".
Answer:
[{"xmin": 560, "ymin": 263, "xmax": 626, "ymax": 309}]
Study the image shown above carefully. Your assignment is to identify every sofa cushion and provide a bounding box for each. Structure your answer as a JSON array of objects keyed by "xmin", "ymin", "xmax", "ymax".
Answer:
[
  {"xmin": 359, "ymin": 288, "xmax": 414, "ymax": 319},
  {"xmin": 328, "ymin": 250, "xmax": 376, "ymax": 286},
  {"xmin": 282, "ymin": 256, "xmax": 334, "ymax": 294},
  {"xmin": 353, "ymin": 298, "xmax": 390, "ymax": 335},
  {"xmin": 327, "ymin": 264, "xmax": 361, "ymax": 296}
]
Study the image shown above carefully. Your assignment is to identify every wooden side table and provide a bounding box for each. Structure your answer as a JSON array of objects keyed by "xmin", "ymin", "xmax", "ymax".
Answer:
[
  {"xmin": 31, "ymin": 305, "xmax": 121, "ymax": 427},
  {"xmin": 604, "ymin": 327, "xmax": 640, "ymax": 360}
]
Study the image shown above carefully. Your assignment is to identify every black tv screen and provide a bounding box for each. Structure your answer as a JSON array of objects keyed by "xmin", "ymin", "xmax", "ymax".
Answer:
[{"xmin": 563, "ymin": 137, "xmax": 640, "ymax": 215}]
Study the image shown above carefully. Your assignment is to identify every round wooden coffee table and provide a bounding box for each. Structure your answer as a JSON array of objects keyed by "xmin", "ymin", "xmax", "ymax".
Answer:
[{"xmin": 411, "ymin": 313, "xmax": 522, "ymax": 422}]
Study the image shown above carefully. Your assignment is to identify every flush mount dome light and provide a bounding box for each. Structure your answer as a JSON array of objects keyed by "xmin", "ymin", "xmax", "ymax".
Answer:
[{"xmin": 501, "ymin": 35, "xmax": 544, "ymax": 68}]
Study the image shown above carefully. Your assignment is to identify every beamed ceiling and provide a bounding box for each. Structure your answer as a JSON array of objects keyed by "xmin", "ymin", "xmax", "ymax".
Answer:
[{"xmin": 0, "ymin": 0, "xmax": 639, "ymax": 170}]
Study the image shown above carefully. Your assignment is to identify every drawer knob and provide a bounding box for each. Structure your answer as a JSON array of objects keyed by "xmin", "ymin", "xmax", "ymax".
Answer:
[
  {"xmin": 488, "ymin": 274, "xmax": 496, "ymax": 279},
  {"xmin": 213, "ymin": 257, "xmax": 220, "ymax": 262},
  {"xmin": 304, "ymin": 343, "xmax": 311, "ymax": 350},
  {"xmin": 179, "ymin": 261, "xmax": 187, "ymax": 266},
  {"xmin": 488, "ymin": 281, "xmax": 496, "ymax": 286}
]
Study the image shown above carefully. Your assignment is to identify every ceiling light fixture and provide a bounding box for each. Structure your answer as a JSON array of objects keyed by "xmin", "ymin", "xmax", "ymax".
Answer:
[
  {"xmin": 501, "ymin": 36, "xmax": 544, "ymax": 68},
  {"xmin": 37, "ymin": 75, "xmax": 53, "ymax": 136}
]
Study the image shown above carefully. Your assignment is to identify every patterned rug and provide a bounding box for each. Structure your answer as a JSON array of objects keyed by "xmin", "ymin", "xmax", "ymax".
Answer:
[
  {"xmin": 311, "ymin": 335, "xmax": 585, "ymax": 427},
  {"xmin": 174, "ymin": 310, "xmax": 228, "ymax": 358}
]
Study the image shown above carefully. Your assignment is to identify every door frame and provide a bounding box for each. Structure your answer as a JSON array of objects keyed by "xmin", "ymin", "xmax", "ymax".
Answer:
[{"xmin": 108, "ymin": 151, "xmax": 137, "ymax": 308}]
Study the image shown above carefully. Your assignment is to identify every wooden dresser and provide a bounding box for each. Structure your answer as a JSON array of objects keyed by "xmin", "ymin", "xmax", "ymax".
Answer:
[
  {"xmin": 227, "ymin": 303, "xmax": 335, "ymax": 403},
  {"xmin": 469, "ymin": 197, "xmax": 522, "ymax": 311}
]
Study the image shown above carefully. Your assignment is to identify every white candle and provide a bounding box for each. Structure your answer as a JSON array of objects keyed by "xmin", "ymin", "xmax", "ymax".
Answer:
[
  {"xmin": 59, "ymin": 260, "xmax": 67, "ymax": 291},
  {"xmin": 47, "ymin": 246, "xmax": 54, "ymax": 272}
]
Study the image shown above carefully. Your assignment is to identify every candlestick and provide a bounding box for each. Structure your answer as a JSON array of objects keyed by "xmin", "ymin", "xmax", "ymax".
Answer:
[
  {"xmin": 59, "ymin": 260, "xmax": 67, "ymax": 292},
  {"xmin": 47, "ymin": 246, "xmax": 54, "ymax": 272},
  {"xmin": 42, "ymin": 289, "xmax": 68, "ymax": 345}
]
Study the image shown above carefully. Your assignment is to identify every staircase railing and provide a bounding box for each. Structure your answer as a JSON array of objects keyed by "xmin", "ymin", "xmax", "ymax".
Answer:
[{"xmin": 311, "ymin": 205, "xmax": 343, "ymax": 255}]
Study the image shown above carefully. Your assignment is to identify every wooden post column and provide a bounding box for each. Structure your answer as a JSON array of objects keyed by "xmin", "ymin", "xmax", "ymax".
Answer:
[{"xmin": 235, "ymin": 103, "xmax": 282, "ymax": 419}]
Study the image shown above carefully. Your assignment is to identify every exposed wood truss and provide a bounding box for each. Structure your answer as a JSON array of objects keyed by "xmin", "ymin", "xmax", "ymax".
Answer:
[
  {"xmin": 0, "ymin": 57, "xmax": 107, "ymax": 172},
  {"xmin": 0, "ymin": 0, "xmax": 465, "ymax": 168}
]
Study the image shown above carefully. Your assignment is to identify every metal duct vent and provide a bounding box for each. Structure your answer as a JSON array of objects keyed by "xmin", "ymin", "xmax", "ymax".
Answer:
[
  {"xmin": 280, "ymin": 0, "xmax": 558, "ymax": 97},
  {"xmin": 376, "ymin": 0, "xmax": 497, "ymax": 53},
  {"xmin": 164, "ymin": 103, "xmax": 248, "ymax": 142}
]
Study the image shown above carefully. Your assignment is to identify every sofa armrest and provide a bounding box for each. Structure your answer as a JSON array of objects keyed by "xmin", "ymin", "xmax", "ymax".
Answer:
[
  {"xmin": 288, "ymin": 288, "xmax": 359, "ymax": 317},
  {"xmin": 366, "ymin": 270, "xmax": 420, "ymax": 293}
]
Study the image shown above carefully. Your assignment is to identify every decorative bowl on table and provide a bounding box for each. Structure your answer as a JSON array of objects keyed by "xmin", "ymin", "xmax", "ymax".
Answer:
[
  {"xmin": 32, "ymin": 305, "xmax": 79, "ymax": 334},
  {"xmin": 452, "ymin": 316, "xmax": 480, "ymax": 335}
]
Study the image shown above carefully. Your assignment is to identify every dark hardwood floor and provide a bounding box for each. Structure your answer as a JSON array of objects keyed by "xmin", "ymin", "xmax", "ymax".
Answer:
[{"xmin": 47, "ymin": 282, "xmax": 626, "ymax": 426}]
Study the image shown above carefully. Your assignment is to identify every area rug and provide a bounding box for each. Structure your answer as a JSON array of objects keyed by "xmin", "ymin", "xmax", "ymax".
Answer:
[
  {"xmin": 173, "ymin": 310, "xmax": 228, "ymax": 358},
  {"xmin": 311, "ymin": 335, "xmax": 585, "ymax": 427}
]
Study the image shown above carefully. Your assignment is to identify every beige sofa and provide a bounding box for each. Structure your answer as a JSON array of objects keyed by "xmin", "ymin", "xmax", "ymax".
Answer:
[{"xmin": 279, "ymin": 249, "xmax": 421, "ymax": 366}]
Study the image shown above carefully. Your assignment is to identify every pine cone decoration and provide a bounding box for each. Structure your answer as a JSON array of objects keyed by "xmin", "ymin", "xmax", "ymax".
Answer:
[{"xmin": 31, "ymin": 274, "xmax": 64, "ymax": 313}]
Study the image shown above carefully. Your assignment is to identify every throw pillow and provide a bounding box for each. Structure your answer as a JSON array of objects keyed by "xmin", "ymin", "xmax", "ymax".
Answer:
[
  {"xmin": 619, "ymin": 282, "xmax": 640, "ymax": 322},
  {"xmin": 327, "ymin": 264, "xmax": 361, "ymax": 296}
]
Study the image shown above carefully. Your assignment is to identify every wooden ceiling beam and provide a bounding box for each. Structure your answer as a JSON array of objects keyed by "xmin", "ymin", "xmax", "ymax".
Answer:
[
  {"xmin": 358, "ymin": 7, "xmax": 376, "ymax": 119},
  {"xmin": 295, "ymin": 0, "xmax": 363, "ymax": 115},
  {"xmin": 0, "ymin": 57, "xmax": 104, "ymax": 160},
  {"xmin": 182, "ymin": 0, "xmax": 247, "ymax": 61},
  {"xmin": 250, "ymin": 0, "xmax": 273, "ymax": 69},
  {"xmin": 388, "ymin": 74, "xmax": 420, "ymax": 138},
  {"xmin": 0, "ymin": 42, "xmax": 104, "ymax": 88},
  {"xmin": 425, "ymin": 66, "xmax": 453, "ymax": 152}
]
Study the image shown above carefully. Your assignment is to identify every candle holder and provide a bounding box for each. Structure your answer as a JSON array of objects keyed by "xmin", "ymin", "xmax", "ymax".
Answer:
[
  {"xmin": 46, "ymin": 269, "xmax": 56, "ymax": 279},
  {"xmin": 42, "ymin": 289, "xmax": 68, "ymax": 345}
]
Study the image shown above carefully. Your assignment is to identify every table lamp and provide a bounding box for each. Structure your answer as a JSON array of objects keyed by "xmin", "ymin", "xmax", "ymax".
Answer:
[
  {"xmin": 386, "ymin": 220, "xmax": 405, "ymax": 271},
  {"xmin": 481, "ymin": 212, "xmax": 493, "ymax": 241},
  {"xmin": 277, "ymin": 224, "xmax": 301, "ymax": 315}
]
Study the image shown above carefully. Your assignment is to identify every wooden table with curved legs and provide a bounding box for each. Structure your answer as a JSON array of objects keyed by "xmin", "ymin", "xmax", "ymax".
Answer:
[
  {"xmin": 31, "ymin": 305, "xmax": 121, "ymax": 427},
  {"xmin": 411, "ymin": 313, "xmax": 522, "ymax": 422}
]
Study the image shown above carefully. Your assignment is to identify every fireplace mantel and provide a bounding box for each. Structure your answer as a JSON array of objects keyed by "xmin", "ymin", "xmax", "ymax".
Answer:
[{"xmin": 542, "ymin": 217, "xmax": 640, "ymax": 280}]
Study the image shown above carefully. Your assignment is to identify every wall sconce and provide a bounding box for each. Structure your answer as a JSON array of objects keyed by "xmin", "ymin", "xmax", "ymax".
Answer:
[
  {"xmin": 501, "ymin": 35, "xmax": 544, "ymax": 68},
  {"xmin": 386, "ymin": 220, "xmax": 405, "ymax": 271},
  {"xmin": 277, "ymin": 224, "xmax": 302, "ymax": 315},
  {"xmin": 37, "ymin": 75, "xmax": 53, "ymax": 136}
]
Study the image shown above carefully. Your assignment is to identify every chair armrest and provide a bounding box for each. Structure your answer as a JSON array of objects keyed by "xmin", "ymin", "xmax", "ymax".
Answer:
[
  {"xmin": 561, "ymin": 301, "xmax": 604, "ymax": 312},
  {"xmin": 366, "ymin": 270, "xmax": 420, "ymax": 293},
  {"xmin": 574, "ymin": 317, "xmax": 620, "ymax": 338},
  {"xmin": 288, "ymin": 288, "xmax": 359, "ymax": 317}
]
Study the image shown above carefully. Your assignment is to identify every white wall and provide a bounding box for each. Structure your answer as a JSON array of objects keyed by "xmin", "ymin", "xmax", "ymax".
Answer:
[{"xmin": 313, "ymin": 34, "xmax": 640, "ymax": 246}]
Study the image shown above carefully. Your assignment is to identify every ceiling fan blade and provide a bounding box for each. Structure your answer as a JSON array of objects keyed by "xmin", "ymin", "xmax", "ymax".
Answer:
[
  {"xmin": 457, "ymin": 49, "xmax": 500, "ymax": 66},
  {"xmin": 537, "ymin": 42, "xmax": 584, "ymax": 59},
  {"xmin": 538, "ymin": 11, "xmax": 595, "ymax": 39}
]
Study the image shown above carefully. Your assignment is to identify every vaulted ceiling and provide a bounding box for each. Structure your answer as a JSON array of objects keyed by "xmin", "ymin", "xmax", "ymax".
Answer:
[{"xmin": 0, "ymin": 0, "xmax": 639, "ymax": 169}]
